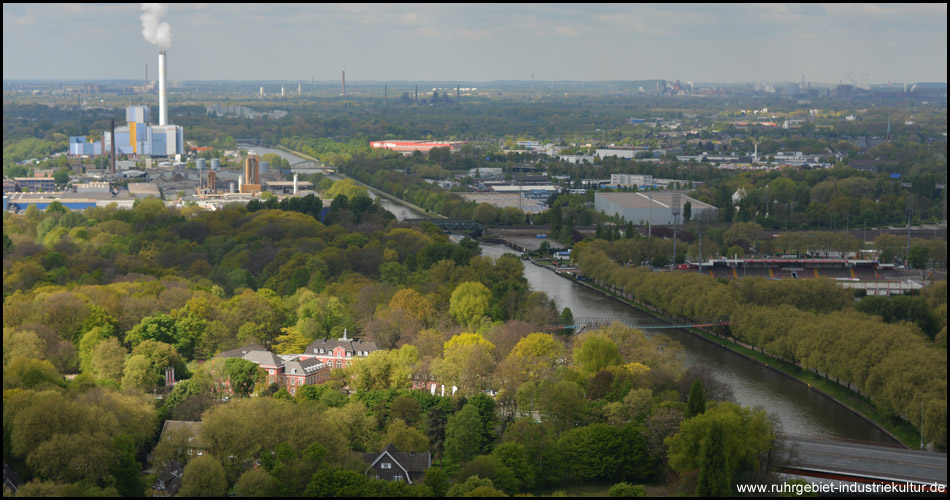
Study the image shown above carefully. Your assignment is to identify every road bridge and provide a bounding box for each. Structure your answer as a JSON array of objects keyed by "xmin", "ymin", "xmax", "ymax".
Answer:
[
  {"xmin": 779, "ymin": 435, "xmax": 946, "ymax": 490},
  {"xmin": 290, "ymin": 159, "xmax": 334, "ymax": 173}
]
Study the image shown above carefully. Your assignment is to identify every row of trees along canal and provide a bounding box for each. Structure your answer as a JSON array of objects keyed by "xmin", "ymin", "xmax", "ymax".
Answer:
[{"xmin": 570, "ymin": 239, "xmax": 947, "ymax": 448}]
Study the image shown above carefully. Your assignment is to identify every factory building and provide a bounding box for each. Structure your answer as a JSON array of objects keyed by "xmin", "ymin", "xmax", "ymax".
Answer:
[
  {"xmin": 68, "ymin": 136, "xmax": 102, "ymax": 157},
  {"xmin": 102, "ymin": 51, "xmax": 183, "ymax": 158},
  {"xmin": 103, "ymin": 105, "xmax": 183, "ymax": 157},
  {"xmin": 594, "ymin": 191, "xmax": 717, "ymax": 226},
  {"xmin": 240, "ymin": 152, "xmax": 262, "ymax": 194},
  {"xmin": 370, "ymin": 141, "xmax": 464, "ymax": 154},
  {"xmin": 610, "ymin": 174, "xmax": 654, "ymax": 188}
]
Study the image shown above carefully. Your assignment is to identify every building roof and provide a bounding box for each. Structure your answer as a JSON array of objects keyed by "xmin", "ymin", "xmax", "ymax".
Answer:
[
  {"xmin": 153, "ymin": 460, "xmax": 184, "ymax": 496},
  {"xmin": 159, "ymin": 420, "xmax": 205, "ymax": 449},
  {"xmin": 596, "ymin": 191, "xmax": 716, "ymax": 210},
  {"xmin": 127, "ymin": 182, "xmax": 162, "ymax": 197},
  {"xmin": 284, "ymin": 357, "xmax": 326, "ymax": 375},
  {"xmin": 241, "ymin": 350, "xmax": 284, "ymax": 368},
  {"xmin": 305, "ymin": 338, "xmax": 378, "ymax": 356},
  {"xmin": 214, "ymin": 344, "xmax": 267, "ymax": 359},
  {"xmin": 362, "ymin": 444, "xmax": 431, "ymax": 483},
  {"xmin": 3, "ymin": 463, "xmax": 22, "ymax": 494}
]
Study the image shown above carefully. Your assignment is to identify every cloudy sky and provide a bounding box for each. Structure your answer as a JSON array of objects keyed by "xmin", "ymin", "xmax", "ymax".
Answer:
[{"xmin": 3, "ymin": 3, "xmax": 947, "ymax": 84}]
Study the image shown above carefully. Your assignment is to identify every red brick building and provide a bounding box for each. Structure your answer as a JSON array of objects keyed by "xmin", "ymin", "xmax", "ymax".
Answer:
[
  {"xmin": 215, "ymin": 344, "xmax": 330, "ymax": 396},
  {"xmin": 299, "ymin": 332, "xmax": 378, "ymax": 369}
]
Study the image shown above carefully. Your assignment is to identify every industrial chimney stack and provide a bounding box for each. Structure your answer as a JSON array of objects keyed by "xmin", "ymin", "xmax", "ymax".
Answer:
[
  {"xmin": 158, "ymin": 51, "xmax": 168, "ymax": 126},
  {"xmin": 342, "ymin": 71, "xmax": 346, "ymax": 96}
]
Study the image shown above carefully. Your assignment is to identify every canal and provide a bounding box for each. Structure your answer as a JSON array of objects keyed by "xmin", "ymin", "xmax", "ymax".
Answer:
[
  {"xmin": 238, "ymin": 141, "xmax": 893, "ymax": 444},
  {"xmin": 480, "ymin": 243, "xmax": 895, "ymax": 444}
]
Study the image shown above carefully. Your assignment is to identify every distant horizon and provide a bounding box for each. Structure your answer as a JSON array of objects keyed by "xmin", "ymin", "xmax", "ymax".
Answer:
[
  {"xmin": 3, "ymin": 4, "xmax": 946, "ymax": 83},
  {"xmin": 5, "ymin": 78, "xmax": 946, "ymax": 86}
]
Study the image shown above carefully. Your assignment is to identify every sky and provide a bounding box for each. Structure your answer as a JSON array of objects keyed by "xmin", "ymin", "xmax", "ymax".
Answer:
[{"xmin": 3, "ymin": 3, "xmax": 947, "ymax": 84}]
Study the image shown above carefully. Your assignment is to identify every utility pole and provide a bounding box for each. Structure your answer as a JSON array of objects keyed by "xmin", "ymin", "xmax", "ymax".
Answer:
[
  {"xmin": 648, "ymin": 188, "xmax": 654, "ymax": 238},
  {"xmin": 672, "ymin": 192, "xmax": 681, "ymax": 266},
  {"xmin": 905, "ymin": 197, "xmax": 913, "ymax": 266}
]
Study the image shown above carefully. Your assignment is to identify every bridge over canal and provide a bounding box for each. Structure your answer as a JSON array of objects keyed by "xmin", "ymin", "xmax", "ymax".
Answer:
[{"xmin": 779, "ymin": 435, "xmax": 946, "ymax": 491}]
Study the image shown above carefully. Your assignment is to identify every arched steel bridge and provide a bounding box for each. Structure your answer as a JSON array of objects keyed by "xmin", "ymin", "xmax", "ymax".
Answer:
[{"xmin": 546, "ymin": 316, "xmax": 729, "ymax": 331}]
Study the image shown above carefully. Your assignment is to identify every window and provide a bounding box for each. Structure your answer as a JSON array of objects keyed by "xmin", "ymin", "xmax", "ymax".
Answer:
[
  {"xmin": 394, "ymin": 475, "xmax": 403, "ymax": 481},
  {"xmin": 381, "ymin": 462, "xmax": 391, "ymax": 469}
]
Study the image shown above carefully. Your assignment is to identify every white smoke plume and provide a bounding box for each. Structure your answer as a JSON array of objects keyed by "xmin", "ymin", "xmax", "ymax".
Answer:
[{"xmin": 141, "ymin": 3, "xmax": 172, "ymax": 50}]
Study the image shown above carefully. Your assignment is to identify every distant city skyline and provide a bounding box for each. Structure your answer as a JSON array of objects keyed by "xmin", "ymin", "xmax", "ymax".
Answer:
[{"xmin": 3, "ymin": 3, "xmax": 947, "ymax": 84}]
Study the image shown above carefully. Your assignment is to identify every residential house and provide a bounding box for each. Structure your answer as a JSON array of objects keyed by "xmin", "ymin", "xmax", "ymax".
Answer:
[
  {"xmin": 156, "ymin": 420, "xmax": 207, "ymax": 464},
  {"xmin": 362, "ymin": 444, "xmax": 431, "ymax": 484},
  {"xmin": 151, "ymin": 460, "xmax": 184, "ymax": 497},
  {"xmin": 3, "ymin": 463, "xmax": 22, "ymax": 496}
]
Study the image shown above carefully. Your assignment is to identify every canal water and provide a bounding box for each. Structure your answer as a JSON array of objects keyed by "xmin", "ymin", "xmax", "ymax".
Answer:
[
  {"xmin": 240, "ymin": 142, "xmax": 893, "ymax": 443},
  {"xmin": 480, "ymin": 243, "xmax": 895, "ymax": 444}
]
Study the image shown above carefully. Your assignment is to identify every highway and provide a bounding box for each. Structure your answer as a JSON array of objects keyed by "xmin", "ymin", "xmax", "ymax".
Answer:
[{"xmin": 781, "ymin": 435, "xmax": 947, "ymax": 486}]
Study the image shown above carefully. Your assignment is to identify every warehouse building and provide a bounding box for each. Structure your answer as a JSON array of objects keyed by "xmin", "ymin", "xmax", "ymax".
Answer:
[{"xmin": 594, "ymin": 191, "xmax": 717, "ymax": 226}]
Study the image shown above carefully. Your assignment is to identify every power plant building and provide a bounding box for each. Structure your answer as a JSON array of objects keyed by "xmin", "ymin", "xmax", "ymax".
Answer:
[{"xmin": 102, "ymin": 51, "xmax": 183, "ymax": 158}]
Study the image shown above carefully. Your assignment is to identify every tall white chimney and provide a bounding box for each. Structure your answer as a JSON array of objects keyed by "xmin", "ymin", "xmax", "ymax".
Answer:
[
  {"xmin": 238, "ymin": 175, "xmax": 243, "ymax": 192},
  {"xmin": 158, "ymin": 51, "xmax": 168, "ymax": 126},
  {"xmin": 293, "ymin": 173, "xmax": 298, "ymax": 195}
]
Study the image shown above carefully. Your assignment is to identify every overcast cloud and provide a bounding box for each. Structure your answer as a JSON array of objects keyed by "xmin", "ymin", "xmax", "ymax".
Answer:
[{"xmin": 3, "ymin": 3, "xmax": 946, "ymax": 83}]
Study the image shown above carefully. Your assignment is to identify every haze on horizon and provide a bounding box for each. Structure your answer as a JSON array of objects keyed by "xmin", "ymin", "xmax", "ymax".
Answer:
[{"xmin": 3, "ymin": 3, "xmax": 947, "ymax": 85}]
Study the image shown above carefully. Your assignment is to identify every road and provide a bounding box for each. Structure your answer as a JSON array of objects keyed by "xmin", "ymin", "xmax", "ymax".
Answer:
[{"xmin": 781, "ymin": 435, "xmax": 947, "ymax": 486}]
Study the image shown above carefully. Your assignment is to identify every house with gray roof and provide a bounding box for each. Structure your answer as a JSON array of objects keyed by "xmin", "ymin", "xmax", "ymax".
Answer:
[
  {"xmin": 300, "ymin": 330, "xmax": 378, "ymax": 370},
  {"xmin": 362, "ymin": 444, "xmax": 431, "ymax": 484}
]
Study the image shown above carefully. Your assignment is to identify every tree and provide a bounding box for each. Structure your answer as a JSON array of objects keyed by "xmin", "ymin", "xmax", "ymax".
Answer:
[
  {"xmin": 450, "ymin": 281, "xmax": 492, "ymax": 328},
  {"xmin": 695, "ymin": 421, "xmax": 730, "ymax": 496},
  {"xmin": 444, "ymin": 403, "xmax": 483, "ymax": 463},
  {"xmin": 508, "ymin": 332, "xmax": 565, "ymax": 380},
  {"xmin": 558, "ymin": 423, "xmax": 655, "ymax": 482},
  {"xmin": 27, "ymin": 432, "xmax": 115, "ymax": 483},
  {"xmin": 390, "ymin": 395, "xmax": 422, "ymax": 426},
  {"xmin": 683, "ymin": 201, "xmax": 692, "ymax": 224},
  {"xmin": 666, "ymin": 402, "xmax": 774, "ymax": 489},
  {"xmin": 686, "ymin": 380, "xmax": 706, "ymax": 418},
  {"xmin": 351, "ymin": 344, "xmax": 419, "ymax": 392},
  {"xmin": 52, "ymin": 168, "xmax": 70, "ymax": 187},
  {"xmin": 235, "ymin": 467, "xmax": 282, "ymax": 497},
  {"xmin": 434, "ymin": 333, "xmax": 496, "ymax": 394},
  {"xmin": 572, "ymin": 333, "xmax": 623, "ymax": 375},
  {"xmin": 539, "ymin": 380, "xmax": 587, "ymax": 432},
  {"xmin": 382, "ymin": 419, "xmax": 429, "ymax": 453},
  {"xmin": 467, "ymin": 393, "xmax": 498, "ymax": 454},
  {"xmin": 908, "ymin": 245, "xmax": 929, "ymax": 269},
  {"xmin": 456, "ymin": 455, "xmax": 518, "ymax": 495},
  {"xmin": 609, "ymin": 482, "xmax": 647, "ymax": 497},
  {"xmin": 178, "ymin": 454, "xmax": 228, "ymax": 497},
  {"xmin": 423, "ymin": 468, "xmax": 450, "ymax": 497},
  {"xmin": 224, "ymin": 357, "xmax": 265, "ymax": 397},
  {"xmin": 426, "ymin": 405, "xmax": 448, "ymax": 463},
  {"xmin": 445, "ymin": 475, "xmax": 501, "ymax": 497}
]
